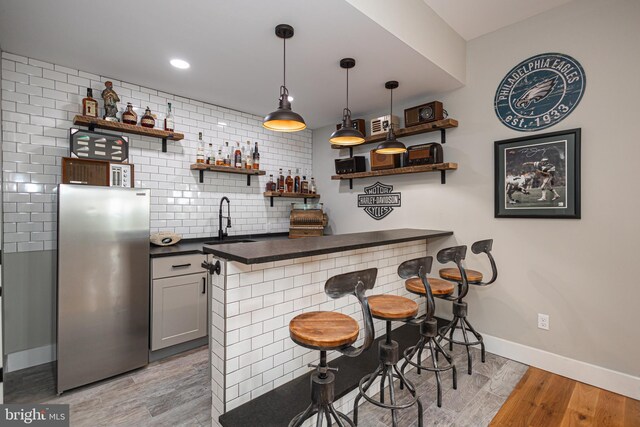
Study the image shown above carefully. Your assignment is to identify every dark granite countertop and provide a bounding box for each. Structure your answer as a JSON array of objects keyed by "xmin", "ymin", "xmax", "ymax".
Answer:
[
  {"xmin": 149, "ymin": 233, "xmax": 289, "ymax": 258},
  {"xmin": 203, "ymin": 228, "xmax": 452, "ymax": 264}
]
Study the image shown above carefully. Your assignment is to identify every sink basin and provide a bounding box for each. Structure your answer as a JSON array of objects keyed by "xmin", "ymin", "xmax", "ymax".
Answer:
[{"xmin": 204, "ymin": 239, "xmax": 255, "ymax": 245}]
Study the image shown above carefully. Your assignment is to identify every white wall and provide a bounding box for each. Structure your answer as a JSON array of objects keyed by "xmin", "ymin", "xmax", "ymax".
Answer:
[
  {"xmin": 1, "ymin": 51, "xmax": 313, "ymax": 254},
  {"xmin": 0, "ymin": 51, "xmax": 313, "ymax": 363},
  {"xmin": 313, "ymin": 0, "xmax": 640, "ymax": 384}
]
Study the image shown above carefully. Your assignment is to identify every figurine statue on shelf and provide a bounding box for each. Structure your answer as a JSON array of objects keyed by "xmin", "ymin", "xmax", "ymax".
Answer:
[{"xmin": 101, "ymin": 81, "xmax": 120, "ymax": 122}]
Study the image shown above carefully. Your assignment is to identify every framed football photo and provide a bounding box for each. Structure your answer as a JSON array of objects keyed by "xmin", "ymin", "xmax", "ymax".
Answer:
[{"xmin": 494, "ymin": 128, "xmax": 581, "ymax": 218}]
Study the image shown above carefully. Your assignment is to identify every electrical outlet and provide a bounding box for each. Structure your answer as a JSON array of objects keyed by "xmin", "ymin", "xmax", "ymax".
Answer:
[{"xmin": 538, "ymin": 313, "xmax": 550, "ymax": 330}]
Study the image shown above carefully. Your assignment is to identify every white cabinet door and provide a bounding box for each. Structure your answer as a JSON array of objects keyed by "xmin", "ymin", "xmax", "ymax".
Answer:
[{"xmin": 151, "ymin": 272, "xmax": 207, "ymax": 350}]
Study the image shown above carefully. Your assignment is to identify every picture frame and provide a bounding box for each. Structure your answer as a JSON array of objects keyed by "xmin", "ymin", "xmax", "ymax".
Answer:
[{"xmin": 494, "ymin": 128, "xmax": 581, "ymax": 219}]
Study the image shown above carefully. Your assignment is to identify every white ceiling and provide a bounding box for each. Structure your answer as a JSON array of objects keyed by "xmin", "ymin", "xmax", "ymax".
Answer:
[
  {"xmin": 423, "ymin": 0, "xmax": 574, "ymax": 41},
  {"xmin": 0, "ymin": 0, "xmax": 463, "ymax": 129},
  {"xmin": 0, "ymin": 0, "xmax": 575, "ymax": 129}
]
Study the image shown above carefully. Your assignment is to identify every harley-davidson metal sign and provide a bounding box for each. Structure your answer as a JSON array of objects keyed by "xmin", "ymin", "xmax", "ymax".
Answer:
[
  {"xmin": 357, "ymin": 182, "xmax": 401, "ymax": 220},
  {"xmin": 494, "ymin": 53, "xmax": 586, "ymax": 132}
]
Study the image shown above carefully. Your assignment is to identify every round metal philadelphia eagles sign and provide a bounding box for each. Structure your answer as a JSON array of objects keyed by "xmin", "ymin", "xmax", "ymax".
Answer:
[{"xmin": 494, "ymin": 53, "xmax": 585, "ymax": 131}]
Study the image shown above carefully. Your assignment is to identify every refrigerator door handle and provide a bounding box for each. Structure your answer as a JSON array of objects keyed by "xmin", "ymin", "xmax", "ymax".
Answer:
[{"xmin": 202, "ymin": 277, "xmax": 206, "ymax": 294}]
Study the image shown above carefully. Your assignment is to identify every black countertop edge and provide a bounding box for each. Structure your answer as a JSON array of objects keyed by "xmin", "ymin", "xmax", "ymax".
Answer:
[
  {"xmin": 149, "ymin": 232, "xmax": 289, "ymax": 258},
  {"xmin": 203, "ymin": 229, "xmax": 453, "ymax": 265}
]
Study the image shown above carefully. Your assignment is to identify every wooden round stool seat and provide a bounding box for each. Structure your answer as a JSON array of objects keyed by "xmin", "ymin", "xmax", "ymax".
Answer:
[
  {"xmin": 368, "ymin": 294, "xmax": 418, "ymax": 321},
  {"xmin": 439, "ymin": 267, "xmax": 483, "ymax": 283},
  {"xmin": 289, "ymin": 311, "xmax": 359, "ymax": 350},
  {"xmin": 405, "ymin": 277, "xmax": 455, "ymax": 296}
]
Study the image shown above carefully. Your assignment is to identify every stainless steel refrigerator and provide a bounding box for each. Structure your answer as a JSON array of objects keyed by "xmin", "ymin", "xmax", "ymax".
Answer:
[{"xmin": 57, "ymin": 184, "xmax": 150, "ymax": 393}]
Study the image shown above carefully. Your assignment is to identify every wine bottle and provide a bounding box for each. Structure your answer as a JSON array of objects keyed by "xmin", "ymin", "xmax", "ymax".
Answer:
[
  {"xmin": 253, "ymin": 142, "xmax": 260, "ymax": 170},
  {"xmin": 294, "ymin": 168, "xmax": 301, "ymax": 193},
  {"xmin": 164, "ymin": 102, "xmax": 174, "ymax": 131},
  {"xmin": 196, "ymin": 132, "xmax": 205, "ymax": 164},
  {"xmin": 82, "ymin": 88, "xmax": 98, "ymax": 117},
  {"xmin": 285, "ymin": 170, "xmax": 294, "ymax": 193},
  {"xmin": 234, "ymin": 142, "xmax": 242, "ymax": 168},
  {"xmin": 277, "ymin": 168, "xmax": 285, "ymax": 192}
]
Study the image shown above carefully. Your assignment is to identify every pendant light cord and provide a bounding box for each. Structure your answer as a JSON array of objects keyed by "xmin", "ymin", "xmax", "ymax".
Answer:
[
  {"xmin": 390, "ymin": 87, "xmax": 393, "ymax": 118},
  {"xmin": 283, "ymin": 38, "xmax": 286, "ymax": 88},
  {"xmin": 346, "ymin": 68, "xmax": 349, "ymax": 110}
]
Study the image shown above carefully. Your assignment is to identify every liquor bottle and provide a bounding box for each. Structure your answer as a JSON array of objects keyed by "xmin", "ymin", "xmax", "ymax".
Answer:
[
  {"xmin": 122, "ymin": 102, "xmax": 137, "ymax": 125},
  {"xmin": 270, "ymin": 176, "xmax": 277, "ymax": 191},
  {"xmin": 196, "ymin": 132, "xmax": 205, "ymax": 164},
  {"xmin": 253, "ymin": 142, "xmax": 260, "ymax": 170},
  {"xmin": 301, "ymin": 174, "xmax": 309, "ymax": 194},
  {"xmin": 234, "ymin": 142, "xmax": 242, "ymax": 168},
  {"xmin": 266, "ymin": 174, "xmax": 274, "ymax": 192},
  {"xmin": 310, "ymin": 177, "xmax": 317, "ymax": 194},
  {"xmin": 82, "ymin": 88, "xmax": 98, "ymax": 117},
  {"xmin": 141, "ymin": 106, "xmax": 155, "ymax": 128},
  {"xmin": 164, "ymin": 102, "xmax": 175, "ymax": 131},
  {"xmin": 245, "ymin": 141, "xmax": 253, "ymax": 169},
  {"xmin": 277, "ymin": 168, "xmax": 285, "ymax": 192},
  {"xmin": 206, "ymin": 143, "xmax": 214, "ymax": 164},
  {"xmin": 285, "ymin": 170, "xmax": 294, "ymax": 193},
  {"xmin": 215, "ymin": 147, "xmax": 224, "ymax": 166},
  {"xmin": 224, "ymin": 142, "xmax": 231, "ymax": 167},
  {"xmin": 294, "ymin": 168, "xmax": 301, "ymax": 193}
]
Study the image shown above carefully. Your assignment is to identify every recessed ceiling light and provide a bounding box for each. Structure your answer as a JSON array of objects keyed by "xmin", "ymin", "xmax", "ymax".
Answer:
[{"xmin": 170, "ymin": 59, "xmax": 190, "ymax": 69}]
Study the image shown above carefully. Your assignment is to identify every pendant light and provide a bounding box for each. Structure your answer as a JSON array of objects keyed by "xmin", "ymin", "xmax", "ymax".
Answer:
[
  {"xmin": 375, "ymin": 81, "xmax": 406, "ymax": 154},
  {"xmin": 330, "ymin": 58, "xmax": 365, "ymax": 146},
  {"xmin": 263, "ymin": 24, "xmax": 306, "ymax": 132}
]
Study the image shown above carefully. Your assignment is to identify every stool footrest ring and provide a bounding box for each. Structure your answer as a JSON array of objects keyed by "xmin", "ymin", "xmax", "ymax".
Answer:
[
  {"xmin": 356, "ymin": 371, "xmax": 418, "ymax": 410},
  {"xmin": 438, "ymin": 325, "xmax": 483, "ymax": 346},
  {"xmin": 402, "ymin": 346, "xmax": 455, "ymax": 373}
]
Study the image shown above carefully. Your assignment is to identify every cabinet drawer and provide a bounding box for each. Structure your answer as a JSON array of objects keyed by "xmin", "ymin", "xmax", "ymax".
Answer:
[{"xmin": 152, "ymin": 253, "xmax": 207, "ymax": 279}]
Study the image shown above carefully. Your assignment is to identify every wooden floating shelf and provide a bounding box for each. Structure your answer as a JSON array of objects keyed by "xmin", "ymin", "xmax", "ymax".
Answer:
[
  {"xmin": 331, "ymin": 163, "xmax": 458, "ymax": 185},
  {"xmin": 331, "ymin": 118, "xmax": 458, "ymax": 149},
  {"xmin": 190, "ymin": 164, "xmax": 266, "ymax": 186},
  {"xmin": 264, "ymin": 191, "xmax": 320, "ymax": 207},
  {"xmin": 73, "ymin": 115, "xmax": 184, "ymax": 153}
]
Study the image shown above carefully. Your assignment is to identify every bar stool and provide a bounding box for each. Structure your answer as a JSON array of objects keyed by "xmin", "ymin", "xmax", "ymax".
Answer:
[
  {"xmin": 398, "ymin": 256, "xmax": 457, "ymax": 408},
  {"xmin": 353, "ymin": 294, "xmax": 424, "ymax": 426},
  {"xmin": 437, "ymin": 240, "xmax": 498, "ymax": 375},
  {"xmin": 288, "ymin": 268, "xmax": 377, "ymax": 427}
]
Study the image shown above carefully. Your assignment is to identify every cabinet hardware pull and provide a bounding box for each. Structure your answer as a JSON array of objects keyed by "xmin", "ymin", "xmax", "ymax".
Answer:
[
  {"xmin": 172, "ymin": 263, "xmax": 191, "ymax": 268},
  {"xmin": 202, "ymin": 278, "xmax": 206, "ymax": 294}
]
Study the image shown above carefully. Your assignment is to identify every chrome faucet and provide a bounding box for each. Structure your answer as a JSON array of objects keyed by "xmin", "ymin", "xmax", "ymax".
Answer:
[{"xmin": 218, "ymin": 196, "xmax": 231, "ymax": 240}]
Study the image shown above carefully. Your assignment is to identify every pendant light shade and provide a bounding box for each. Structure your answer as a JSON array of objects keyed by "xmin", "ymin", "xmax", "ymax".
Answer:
[
  {"xmin": 263, "ymin": 24, "xmax": 306, "ymax": 132},
  {"xmin": 376, "ymin": 81, "xmax": 406, "ymax": 154},
  {"xmin": 330, "ymin": 58, "xmax": 365, "ymax": 146}
]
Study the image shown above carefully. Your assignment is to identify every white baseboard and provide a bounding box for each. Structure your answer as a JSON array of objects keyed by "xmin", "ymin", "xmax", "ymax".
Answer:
[
  {"xmin": 6, "ymin": 344, "xmax": 56, "ymax": 373},
  {"xmin": 480, "ymin": 333, "xmax": 640, "ymax": 400}
]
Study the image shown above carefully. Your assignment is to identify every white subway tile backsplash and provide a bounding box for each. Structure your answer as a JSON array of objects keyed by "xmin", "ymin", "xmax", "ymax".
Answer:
[{"xmin": 2, "ymin": 52, "xmax": 313, "ymax": 253}]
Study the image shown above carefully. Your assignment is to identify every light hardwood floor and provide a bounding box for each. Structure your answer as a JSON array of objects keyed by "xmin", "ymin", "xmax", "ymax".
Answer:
[{"xmin": 490, "ymin": 366, "xmax": 640, "ymax": 427}]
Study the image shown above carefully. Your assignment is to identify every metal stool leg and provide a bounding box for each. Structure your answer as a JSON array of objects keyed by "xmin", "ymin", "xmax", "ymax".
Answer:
[
  {"xmin": 289, "ymin": 350, "xmax": 354, "ymax": 427},
  {"xmin": 353, "ymin": 321, "xmax": 424, "ymax": 427},
  {"xmin": 437, "ymin": 300, "xmax": 484, "ymax": 375}
]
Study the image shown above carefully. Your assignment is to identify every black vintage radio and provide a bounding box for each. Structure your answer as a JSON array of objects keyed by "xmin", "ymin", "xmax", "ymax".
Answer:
[
  {"xmin": 370, "ymin": 149, "xmax": 401, "ymax": 171},
  {"xmin": 404, "ymin": 101, "xmax": 444, "ymax": 127},
  {"xmin": 406, "ymin": 143, "xmax": 443, "ymax": 166},
  {"xmin": 335, "ymin": 119, "xmax": 366, "ymax": 137},
  {"xmin": 335, "ymin": 156, "xmax": 366, "ymax": 174}
]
